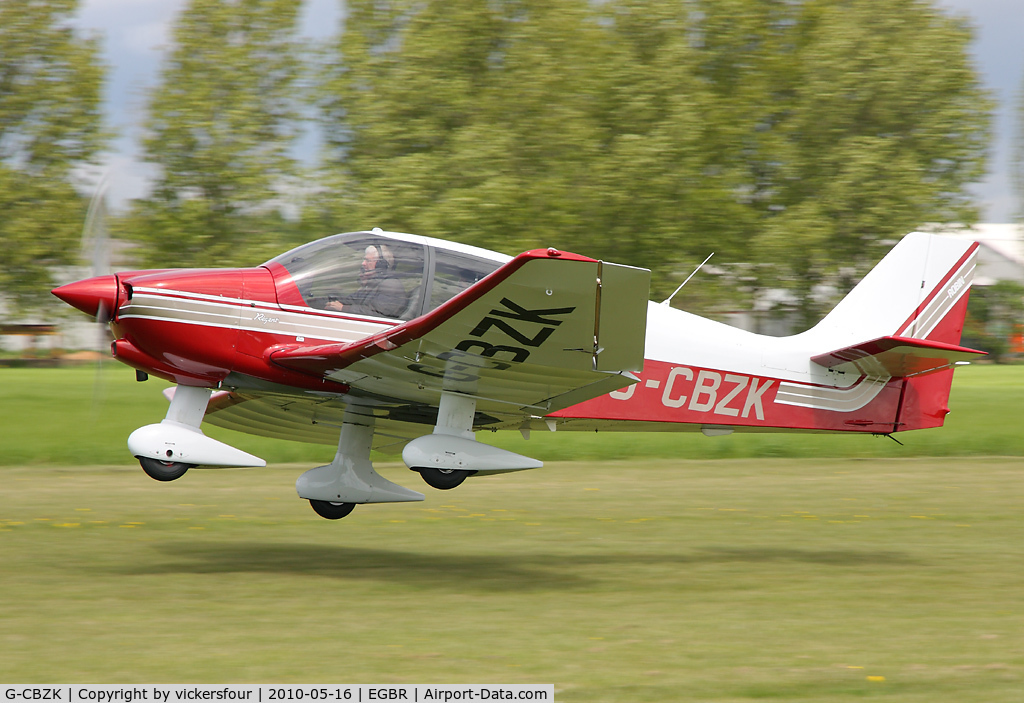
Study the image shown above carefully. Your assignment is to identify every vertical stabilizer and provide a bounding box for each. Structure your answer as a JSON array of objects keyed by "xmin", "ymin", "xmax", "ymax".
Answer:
[{"xmin": 803, "ymin": 232, "xmax": 979, "ymax": 349}]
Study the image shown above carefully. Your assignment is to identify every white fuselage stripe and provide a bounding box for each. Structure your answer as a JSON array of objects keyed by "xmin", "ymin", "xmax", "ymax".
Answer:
[
  {"xmin": 120, "ymin": 290, "xmax": 390, "ymax": 344},
  {"xmin": 899, "ymin": 254, "xmax": 976, "ymax": 339},
  {"xmin": 775, "ymin": 375, "xmax": 889, "ymax": 412}
]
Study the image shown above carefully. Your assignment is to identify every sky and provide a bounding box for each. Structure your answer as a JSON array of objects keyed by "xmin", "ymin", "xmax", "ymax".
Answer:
[
  {"xmin": 73, "ymin": 0, "xmax": 1023, "ymax": 223},
  {"xmin": 938, "ymin": 0, "xmax": 1024, "ymax": 223}
]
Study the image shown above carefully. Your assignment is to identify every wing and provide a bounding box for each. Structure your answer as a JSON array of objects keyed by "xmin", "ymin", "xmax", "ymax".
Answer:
[
  {"xmin": 255, "ymin": 249, "xmax": 650, "ymax": 436},
  {"xmin": 201, "ymin": 389, "xmax": 435, "ymax": 453}
]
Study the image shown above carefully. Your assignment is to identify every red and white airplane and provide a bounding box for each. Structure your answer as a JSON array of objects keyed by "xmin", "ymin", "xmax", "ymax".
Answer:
[{"xmin": 53, "ymin": 228, "xmax": 983, "ymax": 519}]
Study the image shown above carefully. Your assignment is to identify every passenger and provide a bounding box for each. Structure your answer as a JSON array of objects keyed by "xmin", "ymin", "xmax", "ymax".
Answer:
[{"xmin": 326, "ymin": 243, "xmax": 407, "ymax": 318}]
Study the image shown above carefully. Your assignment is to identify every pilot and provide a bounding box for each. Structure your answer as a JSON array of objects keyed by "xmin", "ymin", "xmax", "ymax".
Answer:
[{"xmin": 325, "ymin": 243, "xmax": 408, "ymax": 318}]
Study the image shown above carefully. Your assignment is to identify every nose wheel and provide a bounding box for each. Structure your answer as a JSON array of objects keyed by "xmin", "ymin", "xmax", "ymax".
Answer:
[{"xmin": 138, "ymin": 456, "xmax": 193, "ymax": 482}]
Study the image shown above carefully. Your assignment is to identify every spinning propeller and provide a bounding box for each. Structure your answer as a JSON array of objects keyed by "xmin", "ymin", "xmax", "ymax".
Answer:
[
  {"xmin": 52, "ymin": 176, "xmax": 119, "ymax": 327},
  {"xmin": 81, "ymin": 175, "xmax": 112, "ymax": 323},
  {"xmin": 51, "ymin": 176, "xmax": 119, "ymax": 408}
]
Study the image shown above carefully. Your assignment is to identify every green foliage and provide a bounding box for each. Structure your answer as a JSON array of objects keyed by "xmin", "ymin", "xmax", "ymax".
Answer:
[
  {"xmin": 317, "ymin": 0, "xmax": 746, "ymax": 302},
  {"xmin": 0, "ymin": 167, "xmax": 88, "ymax": 310},
  {"xmin": 319, "ymin": 0, "xmax": 991, "ymax": 320},
  {"xmin": 962, "ymin": 280, "xmax": 1024, "ymax": 362},
  {"xmin": 750, "ymin": 0, "xmax": 992, "ymax": 327},
  {"xmin": 2, "ymin": 0, "xmax": 992, "ymax": 321},
  {"xmin": 122, "ymin": 0, "xmax": 304, "ymax": 269},
  {"xmin": 0, "ymin": 0, "xmax": 105, "ymax": 173},
  {"xmin": 0, "ymin": 0, "xmax": 105, "ymax": 312}
]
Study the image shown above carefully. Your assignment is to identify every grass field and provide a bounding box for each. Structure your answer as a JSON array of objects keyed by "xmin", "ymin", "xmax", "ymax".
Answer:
[
  {"xmin": 1, "ymin": 365, "xmax": 1022, "ymax": 698},
  {"xmin": 1, "ymin": 459, "xmax": 1022, "ymax": 700},
  {"xmin": 1, "ymin": 363, "xmax": 1023, "ymax": 466}
]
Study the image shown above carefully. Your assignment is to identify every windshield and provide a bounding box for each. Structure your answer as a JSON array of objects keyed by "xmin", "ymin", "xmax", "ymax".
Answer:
[
  {"xmin": 268, "ymin": 233, "xmax": 426, "ymax": 320},
  {"xmin": 267, "ymin": 231, "xmax": 507, "ymax": 321},
  {"xmin": 427, "ymin": 249, "xmax": 502, "ymax": 312}
]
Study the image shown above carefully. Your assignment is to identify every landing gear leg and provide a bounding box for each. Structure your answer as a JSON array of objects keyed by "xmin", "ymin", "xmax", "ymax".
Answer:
[
  {"xmin": 127, "ymin": 385, "xmax": 265, "ymax": 473},
  {"xmin": 408, "ymin": 391, "xmax": 480, "ymax": 490},
  {"xmin": 132, "ymin": 385, "xmax": 209, "ymax": 481},
  {"xmin": 296, "ymin": 406, "xmax": 423, "ymax": 520}
]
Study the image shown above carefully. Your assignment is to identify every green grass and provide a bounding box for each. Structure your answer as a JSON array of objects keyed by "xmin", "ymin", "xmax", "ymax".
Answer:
[
  {"xmin": 2, "ymin": 365, "xmax": 1023, "ymax": 696},
  {"xmin": 1, "ymin": 458, "xmax": 1023, "ymax": 700},
  {"xmin": 1, "ymin": 364, "xmax": 1022, "ymax": 466}
]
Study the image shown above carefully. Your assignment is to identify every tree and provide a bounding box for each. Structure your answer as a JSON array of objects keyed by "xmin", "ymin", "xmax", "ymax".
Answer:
[
  {"xmin": 746, "ymin": 0, "xmax": 992, "ymax": 328},
  {"xmin": 962, "ymin": 281, "xmax": 1024, "ymax": 362},
  {"xmin": 0, "ymin": 0, "xmax": 105, "ymax": 313},
  {"xmin": 316, "ymin": 0, "xmax": 747, "ymax": 296},
  {"xmin": 122, "ymin": 0, "xmax": 304, "ymax": 269},
  {"xmin": 317, "ymin": 0, "xmax": 991, "ymax": 322}
]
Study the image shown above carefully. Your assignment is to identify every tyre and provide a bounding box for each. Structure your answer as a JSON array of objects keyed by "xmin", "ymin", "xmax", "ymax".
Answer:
[
  {"xmin": 138, "ymin": 456, "xmax": 192, "ymax": 482},
  {"xmin": 309, "ymin": 500, "xmax": 356, "ymax": 520},
  {"xmin": 418, "ymin": 467, "xmax": 475, "ymax": 490}
]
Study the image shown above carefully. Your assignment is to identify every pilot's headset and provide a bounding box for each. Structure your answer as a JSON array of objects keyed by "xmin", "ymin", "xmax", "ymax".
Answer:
[{"xmin": 371, "ymin": 243, "xmax": 394, "ymax": 271}]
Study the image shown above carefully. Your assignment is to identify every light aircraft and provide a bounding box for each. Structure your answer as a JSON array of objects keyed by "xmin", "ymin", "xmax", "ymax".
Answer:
[{"xmin": 53, "ymin": 228, "xmax": 983, "ymax": 519}]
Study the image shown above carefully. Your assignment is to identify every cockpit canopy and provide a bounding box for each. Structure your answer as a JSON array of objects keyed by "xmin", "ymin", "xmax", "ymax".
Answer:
[{"xmin": 264, "ymin": 231, "xmax": 510, "ymax": 321}]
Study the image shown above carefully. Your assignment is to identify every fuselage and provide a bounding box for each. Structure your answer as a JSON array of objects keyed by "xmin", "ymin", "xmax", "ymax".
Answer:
[{"xmin": 53, "ymin": 229, "xmax": 972, "ymax": 438}]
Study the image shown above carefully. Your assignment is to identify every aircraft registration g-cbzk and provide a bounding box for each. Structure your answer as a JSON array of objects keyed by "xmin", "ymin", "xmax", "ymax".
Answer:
[{"xmin": 53, "ymin": 228, "xmax": 983, "ymax": 520}]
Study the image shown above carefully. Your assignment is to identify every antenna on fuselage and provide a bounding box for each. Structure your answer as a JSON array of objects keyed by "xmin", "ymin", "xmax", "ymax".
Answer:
[{"xmin": 661, "ymin": 252, "xmax": 714, "ymax": 306}]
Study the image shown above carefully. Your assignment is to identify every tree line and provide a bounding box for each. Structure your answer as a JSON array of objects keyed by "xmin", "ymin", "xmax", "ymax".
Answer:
[{"xmin": 0, "ymin": 0, "xmax": 999, "ymax": 330}]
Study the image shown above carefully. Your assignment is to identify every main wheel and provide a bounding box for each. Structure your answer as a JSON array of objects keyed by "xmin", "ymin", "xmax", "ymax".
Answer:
[
  {"xmin": 138, "ymin": 456, "xmax": 193, "ymax": 482},
  {"xmin": 309, "ymin": 500, "xmax": 356, "ymax": 520},
  {"xmin": 417, "ymin": 467, "xmax": 475, "ymax": 490}
]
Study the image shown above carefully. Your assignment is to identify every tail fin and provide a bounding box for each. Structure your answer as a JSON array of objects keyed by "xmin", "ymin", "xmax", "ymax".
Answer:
[
  {"xmin": 806, "ymin": 231, "xmax": 979, "ymax": 348},
  {"xmin": 803, "ymin": 231, "xmax": 983, "ymax": 431}
]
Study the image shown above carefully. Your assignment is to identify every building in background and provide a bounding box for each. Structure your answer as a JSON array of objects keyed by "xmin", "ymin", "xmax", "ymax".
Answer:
[{"xmin": 940, "ymin": 224, "xmax": 1024, "ymax": 286}]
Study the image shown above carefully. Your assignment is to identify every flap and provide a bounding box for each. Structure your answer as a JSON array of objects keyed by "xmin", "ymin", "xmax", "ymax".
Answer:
[
  {"xmin": 811, "ymin": 335, "xmax": 987, "ymax": 377},
  {"xmin": 269, "ymin": 248, "xmax": 650, "ymax": 419}
]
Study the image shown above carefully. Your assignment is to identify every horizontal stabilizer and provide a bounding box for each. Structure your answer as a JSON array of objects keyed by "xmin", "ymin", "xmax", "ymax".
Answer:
[{"xmin": 811, "ymin": 336, "xmax": 986, "ymax": 378}]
